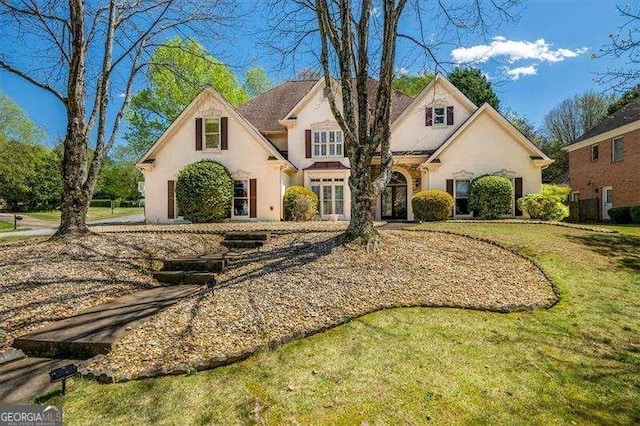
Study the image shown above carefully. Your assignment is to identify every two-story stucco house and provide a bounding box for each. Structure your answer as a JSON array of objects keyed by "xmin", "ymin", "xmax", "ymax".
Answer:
[
  {"xmin": 136, "ymin": 74, "xmax": 552, "ymax": 222},
  {"xmin": 564, "ymin": 97, "xmax": 640, "ymax": 220}
]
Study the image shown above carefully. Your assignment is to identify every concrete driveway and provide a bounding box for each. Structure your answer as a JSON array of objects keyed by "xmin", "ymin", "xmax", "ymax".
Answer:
[{"xmin": 0, "ymin": 213, "xmax": 144, "ymax": 239}]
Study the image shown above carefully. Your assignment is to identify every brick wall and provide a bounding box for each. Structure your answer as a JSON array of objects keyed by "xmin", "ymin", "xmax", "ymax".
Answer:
[{"xmin": 568, "ymin": 127, "xmax": 640, "ymax": 217}]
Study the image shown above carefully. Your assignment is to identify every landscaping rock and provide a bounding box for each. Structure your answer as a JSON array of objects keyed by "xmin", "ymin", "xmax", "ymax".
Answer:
[{"xmin": 82, "ymin": 231, "xmax": 556, "ymax": 381}]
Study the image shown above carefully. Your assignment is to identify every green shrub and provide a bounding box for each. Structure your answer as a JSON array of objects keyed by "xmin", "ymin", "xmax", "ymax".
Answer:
[
  {"xmin": 283, "ymin": 186, "xmax": 318, "ymax": 221},
  {"xmin": 608, "ymin": 206, "xmax": 632, "ymax": 224},
  {"xmin": 412, "ymin": 190, "xmax": 454, "ymax": 222},
  {"xmin": 119, "ymin": 200, "xmax": 140, "ymax": 208},
  {"xmin": 90, "ymin": 199, "xmax": 120, "ymax": 208},
  {"xmin": 541, "ymin": 184, "xmax": 572, "ymax": 203},
  {"xmin": 517, "ymin": 194, "xmax": 569, "ymax": 221},
  {"xmin": 175, "ymin": 160, "xmax": 233, "ymax": 222},
  {"xmin": 630, "ymin": 206, "xmax": 640, "ymax": 224},
  {"xmin": 468, "ymin": 175, "xmax": 513, "ymax": 218}
]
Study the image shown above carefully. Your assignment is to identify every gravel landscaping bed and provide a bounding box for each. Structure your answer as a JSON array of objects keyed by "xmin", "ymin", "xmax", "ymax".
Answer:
[
  {"xmin": 0, "ymin": 233, "xmax": 222, "ymax": 355},
  {"xmin": 85, "ymin": 230, "xmax": 557, "ymax": 381},
  {"xmin": 92, "ymin": 221, "xmax": 385, "ymax": 235}
]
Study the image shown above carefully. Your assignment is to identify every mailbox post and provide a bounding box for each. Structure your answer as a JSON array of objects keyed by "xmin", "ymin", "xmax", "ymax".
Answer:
[{"xmin": 14, "ymin": 214, "xmax": 22, "ymax": 230}]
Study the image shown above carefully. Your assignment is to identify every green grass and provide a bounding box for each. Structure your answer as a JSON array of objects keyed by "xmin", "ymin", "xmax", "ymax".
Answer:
[
  {"xmin": 0, "ymin": 220, "xmax": 13, "ymax": 230},
  {"xmin": 25, "ymin": 207, "xmax": 143, "ymax": 222},
  {"xmin": 597, "ymin": 223, "xmax": 640, "ymax": 236},
  {"xmin": 39, "ymin": 223, "xmax": 640, "ymax": 424}
]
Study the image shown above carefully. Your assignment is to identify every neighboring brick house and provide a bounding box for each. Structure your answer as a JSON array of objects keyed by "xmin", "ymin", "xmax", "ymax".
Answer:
[{"xmin": 564, "ymin": 98, "xmax": 640, "ymax": 220}]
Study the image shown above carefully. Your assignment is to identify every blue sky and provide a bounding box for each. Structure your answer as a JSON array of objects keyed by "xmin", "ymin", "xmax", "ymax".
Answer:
[{"xmin": 0, "ymin": 1, "xmax": 632, "ymax": 148}]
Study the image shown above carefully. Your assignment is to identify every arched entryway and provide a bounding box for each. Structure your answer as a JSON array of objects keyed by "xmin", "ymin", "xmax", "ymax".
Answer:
[{"xmin": 381, "ymin": 171, "xmax": 408, "ymax": 220}]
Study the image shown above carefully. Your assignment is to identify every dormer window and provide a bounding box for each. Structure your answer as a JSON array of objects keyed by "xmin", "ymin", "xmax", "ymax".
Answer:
[
  {"xmin": 426, "ymin": 106, "xmax": 454, "ymax": 127},
  {"xmin": 434, "ymin": 107, "xmax": 446, "ymax": 126},
  {"xmin": 313, "ymin": 130, "xmax": 343, "ymax": 157},
  {"xmin": 204, "ymin": 118, "xmax": 220, "ymax": 150}
]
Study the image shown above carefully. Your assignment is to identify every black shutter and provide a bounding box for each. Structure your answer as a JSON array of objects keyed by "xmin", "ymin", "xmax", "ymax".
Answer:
[
  {"xmin": 167, "ymin": 180, "xmax": 175, "ymax": 219},
  {"xmin": 221, "ymin": 117, "xmax": 228, "ymax": 150},
  {"xmin": 514, "ymin": 177, "xmax": 523, "ymax": 216},
  {"xmin": 195, "ymin": 118, "xmax": 202, "ymax": 151},
  {"xmin": 249, "ymin": 179, "xmax": 257, "ymax": 218},
  {"xmin": 446, "ymin": 179, "xmax": 454, "ymax": 197},
  {"xmin": 305, "ymin": 129, "xmax": 312, "ymax": 158},
  {"xmin": 446, "ymin": 106, "xmax": 454, "ymax": 125},
  {"xmin": 425, "ymin": 107, "xmax": 433, "ymax": 126}
]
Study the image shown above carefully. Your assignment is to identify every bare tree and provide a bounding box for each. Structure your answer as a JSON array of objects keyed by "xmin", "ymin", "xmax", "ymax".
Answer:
[
  {"xmin": 596, "ymin": 4, "xmax": 640, "ymax": 92},
  {"xmin": 0, "ymin": 0, "xmax": 235, "ymax": 236},
  {"xmin": 265, "ymin": 0, "xmax": 518, "ymax": 245}
]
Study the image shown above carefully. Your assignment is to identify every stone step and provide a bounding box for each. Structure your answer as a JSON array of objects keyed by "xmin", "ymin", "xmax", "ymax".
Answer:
[
  {"xmin": 221, "ymin": 239, "xmax": 265, "ymax": 249},
  {"xmin": 152, "ymin": 271, "xmax": 216, "ymax": 285},
  {"xmin": 224, "ymin": 232, "xmax": 270, "ymax": 241},
  {"xmin": 13, "ymin": 286, "xmax": 201, "ymax": 359},
  {"xmin": 162, "ymin": 258, "xmax": 225, "ymax": 272}
]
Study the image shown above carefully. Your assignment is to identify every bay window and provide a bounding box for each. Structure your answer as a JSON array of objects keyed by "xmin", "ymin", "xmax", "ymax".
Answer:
[{"xmin": 310, "ymin": 178, "xmax": 345, "ymax": 216}]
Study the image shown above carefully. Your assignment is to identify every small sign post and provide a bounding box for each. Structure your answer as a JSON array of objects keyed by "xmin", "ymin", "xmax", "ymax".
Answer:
[{"xmin": 49, "ymin": 364, "xmax": 78, "ymax": 395}]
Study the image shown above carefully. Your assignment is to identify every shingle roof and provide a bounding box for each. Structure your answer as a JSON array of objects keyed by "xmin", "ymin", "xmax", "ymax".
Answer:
[
  {"xmin": 569, "ymin": 97, "xmax": 640, "ymax": 145},
  {"xmin": 237, "ymin": 80, "xmax": 318, "ymax": 133},
  {"xmin": 237, "ymin": 79, "xmax": 414, "ymax": 133},
  {"xmin": 303, "ymin": 161, "xmax": 350, "ymax": 170}
]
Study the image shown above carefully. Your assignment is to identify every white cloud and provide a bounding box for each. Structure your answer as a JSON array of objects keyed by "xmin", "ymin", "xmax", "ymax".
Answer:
[
  {"xmin": 505, "ymin": 65, "xmax": 537, "ymax": 80},
  {"xmin": 451, "ymin": 36, "xmax": 587, "ymax": 64},
  {"xmin": 117, "ymin": 92, "xmax": 126, "ymax": 98},
  {"xmin": 395, "ymin": 67, "xmax": 409, "ymax": 75}
]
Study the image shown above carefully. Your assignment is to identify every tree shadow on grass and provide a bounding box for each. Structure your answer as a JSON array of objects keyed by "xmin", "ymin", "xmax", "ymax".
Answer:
[{"xmin": 564, "ymin": 233, "xmax": 640, "ymax": 271}]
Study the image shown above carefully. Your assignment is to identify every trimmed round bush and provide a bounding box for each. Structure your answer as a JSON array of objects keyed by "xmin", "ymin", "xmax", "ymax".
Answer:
[
  {"xmin": 412, "ymin": 190, "xmax": 454, "ymax": 222},
  {"xmin": 175, "ymin": 160, "xmax": 233, "ymax": 222},
  {"xmin": 608, "ymin": 206, "xmax": 632, "ymax": 224},
  {"xmin": 630, "ymin": 206, "xmax": 640, "ymax": 224},
  {"xmin": 283, "ymin": 186, "xmax": 318, "ymax": 221},
  {"xmin": 517, "ymin": 193, "xmax": 569, "ymax": 221},
  {"xmin": 468, "ymin": 175, "xmax": 513, "ymax": 219}
]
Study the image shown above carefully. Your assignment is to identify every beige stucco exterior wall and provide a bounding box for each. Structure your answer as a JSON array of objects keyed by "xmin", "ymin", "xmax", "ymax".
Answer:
[
  {"xmin": 426, "ymin": 111, "xmax": 543, "ymax": 215},
  {"xmin": 139, "ymin": 77, "xmax": 548, "ymax": 223},
  {"xmin": 391, "ymin": 79, "xmax": 475, "ymax": 152},
  {"xmin": 141, "ymin": 94, "xmax": 286, "ymax": 222},
  {"xmin": 286, "ymin": 85, "xmax": 353, "ymax": 219}
]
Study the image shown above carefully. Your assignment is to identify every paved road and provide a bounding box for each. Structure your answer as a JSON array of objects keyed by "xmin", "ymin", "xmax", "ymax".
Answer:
[{"xmin": 0, "ymin": 213, "xmax": 145, "ymax": 239}]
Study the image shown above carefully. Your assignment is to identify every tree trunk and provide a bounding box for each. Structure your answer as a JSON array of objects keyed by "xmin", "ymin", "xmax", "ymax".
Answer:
[
  {"xmin": 54, "ymin": 0, "xmax": 89, "ymax": 238},
  {"xmin": 346, "ymin": 156, "xmax": 378, "ymax": 242},
  {"xmin": 56, "ymin": 123, "xmax": 90, "ymax": 236}
]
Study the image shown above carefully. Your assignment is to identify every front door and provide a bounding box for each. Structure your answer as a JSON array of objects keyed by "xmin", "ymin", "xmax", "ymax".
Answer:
[
  {"xmin": 602, "ymin": 186, "xmax": 613, "ymax": 220},
  {"xmin": 381, "ymin": 172, "xmax": 408, "ymax": 220}
]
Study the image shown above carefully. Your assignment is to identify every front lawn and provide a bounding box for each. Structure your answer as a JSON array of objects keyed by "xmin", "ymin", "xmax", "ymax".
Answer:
[
  {"xmin": 0, "ymin": 220, "xmax": 13, "ymax": 231},
  {"xmin": 39, "ymin": 224, "xmax": 640, "ymax": 424},
  {"xmin": 25, "ymin": 207, "xmax": 143, "ymax": 222}
]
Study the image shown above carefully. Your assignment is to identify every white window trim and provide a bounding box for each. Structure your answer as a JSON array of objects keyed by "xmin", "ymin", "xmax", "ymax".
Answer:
[
  {"xmin": 612, "ymin": 137, "xmax": 624, "ymax": 162},
  {"xmin": 433, "ymin": 106, "xmax": 447, "ymax": 127},
  {"xmin": 232, "ymin": 179, "xmax": 250, "ymax": 219},
  {"xmin": 312, "ymin": 129, "xmax": 344, "ymax": 159},
  {"xmin": 203, "ymin": 117, "xmax": 221, "ymax": 151},
  {"xmin": 454, "ymin": 179, "xmax": 472, "ymax": 217},
  {"xmin": 309, "ymin": 176, "xmax": 346, "ymax": 218}
]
